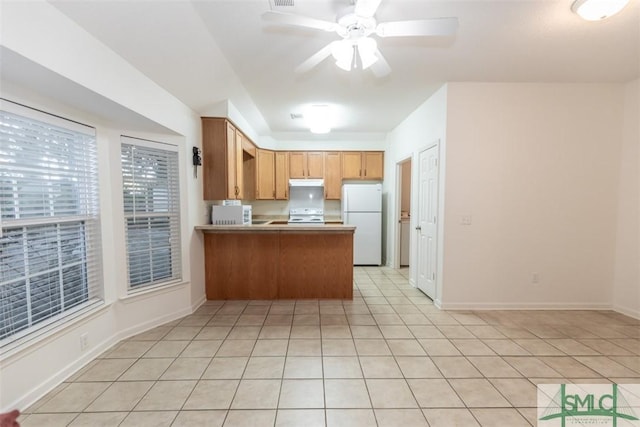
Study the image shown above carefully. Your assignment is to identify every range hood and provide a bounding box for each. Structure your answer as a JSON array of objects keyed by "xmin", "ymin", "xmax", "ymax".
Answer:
[{"xmin": 289, "ymin": 179, "xmax": 324, "ymax": 187}]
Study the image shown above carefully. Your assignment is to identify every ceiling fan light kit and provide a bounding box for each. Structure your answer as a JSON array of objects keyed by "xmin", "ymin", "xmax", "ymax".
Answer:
[
  {"xmin": 571, "ymin": 0, "xmax": 630, "ymax": 20},
  {"xmin": 263, "ymin": 0, "xmax": 458, "ymax": 77}
]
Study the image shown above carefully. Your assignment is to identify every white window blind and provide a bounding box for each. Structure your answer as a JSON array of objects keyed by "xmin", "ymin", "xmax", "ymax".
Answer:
[
  {"xmin": 0, "ymin": 105, "xmax": 103, "ymax": 346},
  {"xmin": 121, "ymin": 137, "xmax": 181, "ymax": 291}
]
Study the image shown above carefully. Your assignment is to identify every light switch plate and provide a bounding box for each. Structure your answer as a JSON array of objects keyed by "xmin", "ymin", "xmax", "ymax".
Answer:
[{"xmin": 461, "ymin": 215, "xmax": 472, "ymax": 225}]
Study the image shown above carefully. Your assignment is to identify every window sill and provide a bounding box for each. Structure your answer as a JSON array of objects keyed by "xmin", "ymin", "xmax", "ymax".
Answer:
[
  {"xmin": 0, "ymin": 301, "xmax": 108, "ymax": 363},
  {"xmin": 119, "ymin": 280, "xmax": 189, "ymax": 304}
]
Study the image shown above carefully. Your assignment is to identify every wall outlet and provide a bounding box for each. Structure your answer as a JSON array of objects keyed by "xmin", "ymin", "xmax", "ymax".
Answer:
[
  {"xmin": 531, "ymin": 272, "xmax": 540, "ymax": 284},
  {"xmin": 80, "ymin": 333, "xmax": 89, "ymax": 351}
]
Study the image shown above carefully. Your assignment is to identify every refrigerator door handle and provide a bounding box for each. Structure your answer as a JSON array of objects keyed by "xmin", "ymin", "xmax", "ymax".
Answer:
[{"xmin": 343, "ymin": 187, "xmax": 349, "ymax": 212}]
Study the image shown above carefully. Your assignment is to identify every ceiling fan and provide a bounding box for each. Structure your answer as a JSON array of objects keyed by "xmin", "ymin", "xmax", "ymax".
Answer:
[{"xmin": 262, "ymin": 0, "xmax": 458, "ymax": 77}]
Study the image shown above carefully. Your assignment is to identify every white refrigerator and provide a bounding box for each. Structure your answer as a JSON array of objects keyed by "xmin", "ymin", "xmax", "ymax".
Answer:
[{"xmin": 342, "ymin": 183, "xmax": 382, "ymax": 265}]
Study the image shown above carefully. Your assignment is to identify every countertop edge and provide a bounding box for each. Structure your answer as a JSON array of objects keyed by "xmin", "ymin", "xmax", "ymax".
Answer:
[{"xmin": 195, "ymin": 224, "xmax": 355, "ymax": 232}]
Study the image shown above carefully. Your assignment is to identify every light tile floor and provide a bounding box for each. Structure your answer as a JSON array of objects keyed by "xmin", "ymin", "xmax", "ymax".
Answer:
[{"xmin": 20, "ymin": 267, "xmax": 640, "ymax": 426}]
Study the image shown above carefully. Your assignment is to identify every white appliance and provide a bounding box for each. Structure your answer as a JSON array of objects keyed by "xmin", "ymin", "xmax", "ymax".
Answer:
[
  {"xmin": 289, "ymin": 179, "xmax": 325, "ymax": 223},
  {"xmin": 289, "ymin": 208, "xmax": 324, "ymax": 224},
  {"xmin": 342, "ymin": 183, "xmax": 382, "ymax": 265},
  {"xmin": 211, "ymin": 204, "xmax": 252, "ymax": 225},
  {"xmin": 400, "ymin": 218, "xmax": 410, "ymax": 266}
]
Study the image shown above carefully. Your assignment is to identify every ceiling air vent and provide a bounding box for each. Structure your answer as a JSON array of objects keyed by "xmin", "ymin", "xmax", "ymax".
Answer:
[
  {"xmin": 290, "ymin": 113, "xmax": 303, "ymax": 120},
  {"xmin": 273, "ymin": 0, "xmax": 294, "ymax": 6}
]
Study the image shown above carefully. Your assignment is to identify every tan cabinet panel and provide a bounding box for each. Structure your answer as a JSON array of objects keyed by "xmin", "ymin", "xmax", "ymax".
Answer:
[
  {"xmin": 289, "ymin": 152, "xmax": 306, "ymax": 178},
  {"xmin": 341, "ymin": 151, "xmax": 384, "ymax": 180},
  {"xmin": 202, "ymin": 117, "xmax": 256, "ymax": 200},
  {"xmin": 307, "ymin": 152, "xmax": 324, "ymax": 178},
  {"xmin": 324, "ymin": 152, "xmax": 342, "ymax": 200},
  {"xmin": 363, "ymin": 151, "xmax": 384, "ymax": 179},
  {"xmin": 275, "ymin": 151, "xmax": 289, "ymax": 200},
  {"xmin": 342, "ymin": 152, "xmax": 363, "ymax": 179},
  {"xmin": 256, "ymin": 149, "xmax": 275, "ymax": 199},
  {"xmin": 289, "ymin": 151, "xmax": 324, "ymax": 179}
]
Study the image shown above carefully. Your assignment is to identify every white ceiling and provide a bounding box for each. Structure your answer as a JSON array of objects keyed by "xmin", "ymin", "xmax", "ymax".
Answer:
[{"xmin": 51, "ymin": 0, "xmax": 639, "ymax": 136}]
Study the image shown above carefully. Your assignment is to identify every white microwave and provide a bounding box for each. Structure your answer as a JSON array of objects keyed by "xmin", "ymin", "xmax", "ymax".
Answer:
[{"xmin": 211, "ymin": 205, "xmax": 252, "ymax": 225}]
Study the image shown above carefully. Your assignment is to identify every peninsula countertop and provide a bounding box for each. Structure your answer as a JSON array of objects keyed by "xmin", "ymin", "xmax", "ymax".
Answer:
[{"xmin": 195, "ymin": 221, "xmax": 354, "ymax": 233}]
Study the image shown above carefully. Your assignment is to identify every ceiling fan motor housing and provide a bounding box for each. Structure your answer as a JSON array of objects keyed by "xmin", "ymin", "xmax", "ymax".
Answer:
[{"xmin": 337, "ymin": 6, "xmax": 376, "ymax": 40}]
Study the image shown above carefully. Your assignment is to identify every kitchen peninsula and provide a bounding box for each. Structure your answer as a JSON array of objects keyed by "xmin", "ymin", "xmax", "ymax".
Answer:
[{"xmin": 196, "ymin": 223, "xmax": 355, "ymax": 300}]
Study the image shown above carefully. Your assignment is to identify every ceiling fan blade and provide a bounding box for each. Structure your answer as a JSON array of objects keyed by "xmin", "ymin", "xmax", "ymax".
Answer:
[
  {"xmin": 355, "ymin": 0, "xmax": 382, "ymax": 18},
  {"xmin": 262, "ymin": 10, "xmax": 337, "ymax": 32},
  {"xmin": 295, "ymin": 41, "xmax": 339, "ymax": 74},
  {"xmin": 370, "ymin": 48, "xmax": 391, "ymax": 78},
  {"xmin": 376, "ymin": 17, "xmax": 458, "ymax": 37}
]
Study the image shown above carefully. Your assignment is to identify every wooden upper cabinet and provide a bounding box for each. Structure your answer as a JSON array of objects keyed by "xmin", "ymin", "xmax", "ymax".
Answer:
[
  {"xmin": 307, "ymin": 152, "xmax": 324, "ymax": 178},
  {"xmin": 202, "ymin": 118, "xmax": 237, "ymax": 200},
  {"xmin": 275, "ymin": 151, "xmax": 289, "ymax": 200},
  {"xmin": 289, "ymin": 151, "xmax": 324, "ymax": 179},
  {"xmin": 256, "ymin": 149, "xmax": 275, "ymax": 200},
  {"xmin": 341, "ymin": 151, "xmax": 384, "ymax": 180},
  {"xmin": 233, "ymin": 128, "xmax": 244, "ymax": 199},
  {"xmin": 202, "ymin": 117, "xmax": 257, "ymax": 200},
  {"xmin": 289, "ymin": 152, "xmax": 306, "ymax": 179},
  {"xmin": 363, "ymin": 151, "xmax": 384, "ymax": 179},
  {"xmin": 324, "ymin": 152, "xmax": 342, "ymax": 200},
  {"xmin": 341, "ymin": 152, "xmax": 363, "ymax": 179}
]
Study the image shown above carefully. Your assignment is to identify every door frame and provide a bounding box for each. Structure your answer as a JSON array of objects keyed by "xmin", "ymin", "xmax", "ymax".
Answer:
[{"xmin": 393, "ymin": 156, "xmax": 412, "ymax": 269}]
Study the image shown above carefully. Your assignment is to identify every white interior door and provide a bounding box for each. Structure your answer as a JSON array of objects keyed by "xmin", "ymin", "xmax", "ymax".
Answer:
[{"xmin": 416, "ymin": 145, "xmax": 439, "ymax": 298}]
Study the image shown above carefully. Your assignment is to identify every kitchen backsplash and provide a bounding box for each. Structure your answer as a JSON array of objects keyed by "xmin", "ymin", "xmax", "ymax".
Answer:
[
  {"xmin": 205, "ymin": 200, "xmax": 341, "ymax": 219},
  {"xmin": 250, "ymin": 200, "xmax": 341, "ymax": 217}
]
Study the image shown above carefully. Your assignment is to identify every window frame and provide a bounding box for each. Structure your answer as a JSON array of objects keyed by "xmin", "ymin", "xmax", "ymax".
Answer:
[
  {"xmin": 120, "ymin": 136, "xmax": 182, "ymax": 294},
  {"xmin": 0, "ymin": 99, "xmax": 104, "ymax": 352}
]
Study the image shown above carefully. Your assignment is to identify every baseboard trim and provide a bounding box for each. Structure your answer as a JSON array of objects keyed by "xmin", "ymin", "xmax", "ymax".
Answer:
[
  {"xmin": 7, "ymin": 299, "xmax": 198, "ymax": 413},
  {"xmin": 438, "ymin": 301, "xmax": 613, "ymax": 311},
  {"xmin": 612, "ymin": 304, "xmax": 640, "ymax": 320}
]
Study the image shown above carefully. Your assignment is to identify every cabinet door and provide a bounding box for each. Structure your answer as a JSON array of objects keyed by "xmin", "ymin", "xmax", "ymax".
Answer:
[
  {"xmin": 234, "ymin": 128, "xmax": 244, "ymax": 199},
  {"xmin": 363, "ymin": 152, "xmax": 384, "ymax": 179},
  {"xmin": 275, "ymin": 151, "xmax": 289, "ymax": 199},
  {"xmin": 307, "ymin": 152, "xmax": 324, "ymax": 178},
  {"xmin": 342, "ymin": 152, "xmax": 363, "ymax": 179},
  {"xmin": 202, "ymin": 118, "xmax": 230, "ymax": 200},
  {"xmin": 324, "ymin": 152, "xmax": 341, "ymax": 199},
  {"xmin": 256, "ymin": 149, "xmax": 275, "ymax": 199},
  {"xmin": 289, "ymin": 152, "xmax": 306, "ymax": 178},
  {"xmin": 226, "ymin": 122, "xmax": 238, "ymax": 198}
]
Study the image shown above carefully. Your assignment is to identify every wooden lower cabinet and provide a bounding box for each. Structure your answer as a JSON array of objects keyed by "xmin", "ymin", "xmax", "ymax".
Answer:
[
  {"xmin": 204, "ymin": 232, "xmax": 278, "ymax": 299},
  {"xmin": 203, "ymin": 230, "xmax": 354, "ymax": 299},
  {"xmin": 279, "ymin": 233, "xmax": 353, "ymax": 298}
]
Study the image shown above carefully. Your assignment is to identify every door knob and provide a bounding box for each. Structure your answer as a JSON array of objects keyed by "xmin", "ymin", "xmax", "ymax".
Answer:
[{"xmin": 415, "ymin": 226, "xmax": 422, "ymax": 230}]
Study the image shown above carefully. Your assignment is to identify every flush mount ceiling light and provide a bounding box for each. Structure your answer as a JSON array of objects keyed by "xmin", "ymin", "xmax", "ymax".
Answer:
[
  {"xmin": 571, "ymin": 0, "xmax": 630, "ymax": 20},
  {"xmin": 305, "ymin": 105, "xmax": 332, "ymax": 134}
]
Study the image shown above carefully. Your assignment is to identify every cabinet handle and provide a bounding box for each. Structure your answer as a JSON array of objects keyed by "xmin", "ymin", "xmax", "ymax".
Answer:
[
  {"xmin": 359, "ymin": 169, "xmax": 362, "ymax": 177},
  {"xmin": 273, "ymin": 190, "xmax": 275, "ymax": 198},
  {"xmin": 415, "ymin": 226, "xmax": 422, "ymax": 231},
  {"xmin": 307, "ymin": 169, "xmax": 310, "ymax": 177},
  {"xmin": 364, "ymin": 169, "xmax": 367, "ymax": 177}
]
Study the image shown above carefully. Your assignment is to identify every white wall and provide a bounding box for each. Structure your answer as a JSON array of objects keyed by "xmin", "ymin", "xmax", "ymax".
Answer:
[
  {"xmin": 441, "ymin": 83, "xmax": 624, "ymax": 309},
  {"xmin": 0, "ymin": 1, "xmax": 206, "ymax": 411},
  {"xmin": 613, "ymin": 79, "xmax": 640, "ymax": 318},
  {"xmin": 401, "ymin": 162, "xmax": 412, "ymax": 214},
  {"xmin": 384, "ymin": 85, "xmax": 448, "ymax": 292}
]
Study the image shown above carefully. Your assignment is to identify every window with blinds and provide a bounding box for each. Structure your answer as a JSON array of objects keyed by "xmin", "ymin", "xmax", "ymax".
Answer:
[
  {"xmin": 121, "ymin": 137, "xmax": 181, "ymax": 291},
  {"xmin": 0, "ymin": 106, "xmax": 103, "ymax": 346}
]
